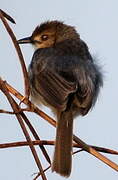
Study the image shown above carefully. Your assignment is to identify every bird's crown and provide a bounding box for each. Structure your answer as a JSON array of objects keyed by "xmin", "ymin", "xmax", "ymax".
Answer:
[{"xmin": 18, "ymin": 20, "xmax": 79, "ymax": 49}]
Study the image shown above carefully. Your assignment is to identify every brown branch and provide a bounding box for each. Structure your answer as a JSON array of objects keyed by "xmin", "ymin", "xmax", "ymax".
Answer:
[
  {"xmin": 88, "ymin": 145, "xmax": 118, "ymax": 155},
  {"xmin": 0, "ymin": 140, "xmax": 118, "ymax": 155},
  {"xmin": 0, "ymin": 109, "xmax": 15, "ymax": 114},
  {"xmin": 33, "ymin": 166, "xmax": 51, "ymax": 180},
  {"xmin": 0, "ymin": 78, "xmax": 47, "ymax": 180},
  {"xmin": 0, "ymin": 9, "xmax": 15, "ymax": 24},
  {"xmin": 73, "ymin": 149, "xmax": 83, "ymax": 155},
  {"xmin": 0, "ymin": 10, "xmax": 30, "ymax": 98},
  {"xmin": 0, "ymin": 108, "xmax": 31, "ymax": 114}
]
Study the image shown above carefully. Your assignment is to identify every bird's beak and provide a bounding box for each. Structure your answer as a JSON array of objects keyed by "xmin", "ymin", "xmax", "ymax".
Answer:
[{"xmin": 18, "ymin": 36, "xmax": 32, "ymax": 44}]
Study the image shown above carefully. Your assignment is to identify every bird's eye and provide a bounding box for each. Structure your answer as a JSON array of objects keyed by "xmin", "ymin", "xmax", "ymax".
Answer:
[{"xmin": 41, "ymin": 35, "xmax": 48, "ymax": 41}]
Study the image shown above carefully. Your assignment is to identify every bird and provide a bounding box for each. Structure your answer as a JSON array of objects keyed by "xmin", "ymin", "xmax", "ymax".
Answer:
[{"xmin": 18, "ymin": 20, "xmax": 103, "ymax": 177}]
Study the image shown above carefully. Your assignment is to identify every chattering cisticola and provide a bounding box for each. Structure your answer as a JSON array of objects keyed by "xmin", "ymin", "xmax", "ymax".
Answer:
[{"xmin": 18, "ymin": 21, "xmax": 103, "ymax": 177}]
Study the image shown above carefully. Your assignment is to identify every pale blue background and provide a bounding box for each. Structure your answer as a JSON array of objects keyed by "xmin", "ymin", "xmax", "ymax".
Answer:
[{"xmin": 0, "ymin": 0, "xmax": 118, "ymax": 179}]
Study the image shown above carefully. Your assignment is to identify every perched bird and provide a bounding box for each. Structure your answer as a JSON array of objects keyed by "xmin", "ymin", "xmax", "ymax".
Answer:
[{"xmin": 18, "ymin": 21, "xmax": 103, "ymax": 177}]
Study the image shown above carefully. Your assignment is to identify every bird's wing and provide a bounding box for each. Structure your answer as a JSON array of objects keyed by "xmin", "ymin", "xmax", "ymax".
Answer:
[
  {"xmin": 32, "ymin": 68, "xmax": 77, "ymax": 111},
  {"xmin": 72, "ymin": 66, "xmax": 95, "ymax": 115}
]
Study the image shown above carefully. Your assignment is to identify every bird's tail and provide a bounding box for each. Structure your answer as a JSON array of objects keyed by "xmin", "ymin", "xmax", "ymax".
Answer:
[{"xmin": 52, "ymin": 109, "xmax": 73, "ymax": 177}]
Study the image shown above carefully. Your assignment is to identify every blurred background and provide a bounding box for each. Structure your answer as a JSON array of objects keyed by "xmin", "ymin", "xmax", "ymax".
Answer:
[{"xmin": 0, "ymin": 0, "xmax": 118, "ymax": 179}]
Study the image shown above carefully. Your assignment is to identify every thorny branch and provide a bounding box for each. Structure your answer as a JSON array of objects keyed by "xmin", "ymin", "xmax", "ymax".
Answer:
[{"xmin": 0, "ymin": 9, "xmax": 118, "ymax": 179}]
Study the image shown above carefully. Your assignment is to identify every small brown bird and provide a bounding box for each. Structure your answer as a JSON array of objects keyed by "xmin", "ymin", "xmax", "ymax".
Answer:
[{"xmin": 18, "ymin": 21, "xmax": 103, "ymax": 177}]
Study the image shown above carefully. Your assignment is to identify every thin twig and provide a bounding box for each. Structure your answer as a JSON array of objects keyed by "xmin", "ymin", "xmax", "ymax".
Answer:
[
  {"xmin": 0, "ymin": 11, "xmax": 30, "ymax": 98},
  {"xmin": 0, "ymin": 9, "xmax": 15, "ymax": 24},
  {"xmin": 0, "ymin": 108, "xmax": 36, "ymax": 114},
  {"xmin": 0, "ymin": 140, "xmax": 118, "ymax": 155},
  {"xmin": 33, "ymin": 165, "xmax": 51, "ymax": 180},
  {"xmin": 73, "ymin": 149, "xmax": 83, "ymax": 155},
  {"xmin": 0, "ymin": 109, "xmax": 16, "ymax": 114}
]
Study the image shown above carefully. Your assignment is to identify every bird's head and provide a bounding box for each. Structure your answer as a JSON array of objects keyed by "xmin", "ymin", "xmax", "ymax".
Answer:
[{"xmin": 18, "ymin": 20, "xmax": 79, "ymax": 49}]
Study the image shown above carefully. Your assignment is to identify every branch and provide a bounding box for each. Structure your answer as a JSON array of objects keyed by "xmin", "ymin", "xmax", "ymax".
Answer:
[
  {"xmin": 0, "ymin": 10, "xmax": 30, "ymax": 98},
  {"xmin": 0, "ymin": 140, "xmax": 118, "ymax": 155},
  {"xmin": 0, "ymin": 9, "xmax": 15, "ymax": 24}
]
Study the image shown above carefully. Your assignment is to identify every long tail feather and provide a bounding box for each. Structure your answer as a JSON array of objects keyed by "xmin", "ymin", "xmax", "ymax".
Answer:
[{"xmin": 52, "ymin": 109, "xmax": 73, "ymax": 177}]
